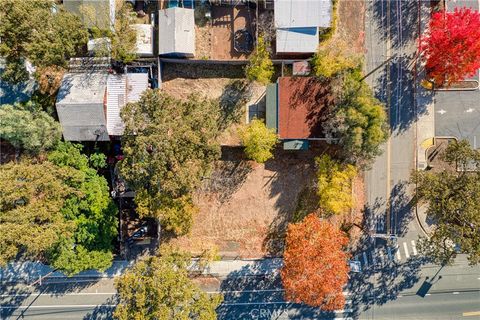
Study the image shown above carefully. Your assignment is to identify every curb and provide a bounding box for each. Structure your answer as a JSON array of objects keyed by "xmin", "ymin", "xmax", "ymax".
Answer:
[{"xmin": 415, "ymin": 203, "xmax": 431, "ymax": 238}]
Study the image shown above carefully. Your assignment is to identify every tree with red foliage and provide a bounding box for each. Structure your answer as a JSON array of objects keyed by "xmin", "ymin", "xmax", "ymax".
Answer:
[
  {"xmin": 421, "ymin": 8, "xmax": 480, "ymax": 86},
  {"xmin": 280, "ymin": 214, "xmax": 350, "ymax": 310}
]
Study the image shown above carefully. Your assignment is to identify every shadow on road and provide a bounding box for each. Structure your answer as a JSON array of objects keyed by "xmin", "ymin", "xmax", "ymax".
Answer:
[
  {"xmin": 216, "ymin": 261, "xmax": 340, "ymax": 320},
  {"xmin": 0, "ymin": 277, "xmax": 109, "ymax": 319},
  {"xmin": 390, "ymin": 181, "xmax": 415, "ymax": 237},
  {"xmin": 348, "ymin": 253, "xmax": 431, "ymax": 318},
  {"xmin": 372, "ymin": 0, "xmax": 419, "ymax": 49},
  {"xmin": 83, "ymin": 297, "xmax": 117, "ymax": 320}
]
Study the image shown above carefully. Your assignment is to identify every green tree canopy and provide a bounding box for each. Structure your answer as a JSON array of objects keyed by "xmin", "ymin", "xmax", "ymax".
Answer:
[
  {"xmin": 0, "ymin": 103, "xmax": 62, "ymax": 154},
  {"xmin": 47, "ymin": 142, "xmax": 117, "ymax": 275},
  {"xmin": 114, "ymin": 245, "xmax": 222, "ymax": 320},
  {"xmin": 312, "ymin": 40, "xmax": 361, "ymax": 79},
  {"xmin": 111, "ymin": 1, "xmax": 137, "ymax": 63},
  {"xmin": 0, "ymin": 142, "xmax": 117, "ymax": 275},
  {"xmin": 0, "ymin": 161, "xmax": 78, "ymax": 267},
  {"xmin": 325, "ymin": 69, "xmax": 388, "ymax": 164},
  {"xmin": 413, "ymin": 140, "xmax": 480, "ymax": 265},
  {"xmin": 316, "ymin": 155, "xmax": 357, "ymax": 216},
  {"xmin": 245, "ymin": 36, "xmax": 274, "ymax": 85},
  {"xmin": 119, "ymin": 89, "xmax": 221, "ymax": 235},
  {"xmin": 239, "ymin": 119, "xmax": 278, "ymax": 163},
  {"xmin": 0, "ymin": 0, "xmax": 88, "ymax": 83}
]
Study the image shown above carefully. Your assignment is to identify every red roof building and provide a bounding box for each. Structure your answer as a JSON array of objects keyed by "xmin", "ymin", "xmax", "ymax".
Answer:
[{"xmin": 266, "ymin": 77, "xmax": 332, "ymax": 142}]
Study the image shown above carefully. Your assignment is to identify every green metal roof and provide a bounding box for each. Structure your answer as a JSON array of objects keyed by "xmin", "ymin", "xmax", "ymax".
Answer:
[{"xmin": 266, "ymin": 83, "xmax": 278, "ymax": 132}]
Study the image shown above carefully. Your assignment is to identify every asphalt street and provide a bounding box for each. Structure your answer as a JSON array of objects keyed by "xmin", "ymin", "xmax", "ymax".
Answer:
[
  {"xmin": 0, "ymin": 279, "xmax": 116, "ymax": 319},
  {"xmin": 1, "ymin": 1, "xmax": 480, "ymax": 320},
  {"xmin": 364, "ymin": 0, "xmax": 418, "ymax": 241}
]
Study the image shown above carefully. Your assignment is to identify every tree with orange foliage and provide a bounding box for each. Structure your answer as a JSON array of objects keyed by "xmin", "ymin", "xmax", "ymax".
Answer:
[
  {"xmin": 281, "ymin": 214, "xmax": 350, "ymax": 310},
  {"xmin": 421, "ymin": 8, "xmax": 480, "ymax": 86}
]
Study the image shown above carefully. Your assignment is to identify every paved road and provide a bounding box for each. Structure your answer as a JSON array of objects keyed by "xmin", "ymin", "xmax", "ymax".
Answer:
[
  {"xmin": 364, "ymin": 0, "xmax": 418, "ymax": 241},
  {"xmin": 1, "ymin": 256, "xmax": 479, "ymax": 320},
  {"xmin": 0, "ymin": 279, "xmax": 116, "ymax": 319},
  {"xmin": 358, "ymin": 291, "xmax": 480, "ymax": 320}
]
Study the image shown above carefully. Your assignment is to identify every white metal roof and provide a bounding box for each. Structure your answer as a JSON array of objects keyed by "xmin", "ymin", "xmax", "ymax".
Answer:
[
  {"xmin": 276, "ymin": 27, "xmax": 319, "ymax": 53},
  {"xmin": 106, "ymin": 73, "xmax": 149, "ymax": 136},
  {"xmin": 106, "ymin": 74, "xmax": 126, "ymax": 136},
  {"xmin": 274, "ymin": 0, "xmax": 332, "ymax": 28},
  {"xmin": 126, "ymin": 73, "xmax": 149, "ymax": 102},
  {"xmin": 132, "ymin": 24, "xmax": 154, "ymax": 56},
  {"xmin": 158, "ymin": 7, "xmax": 195, "ymax": 56}
]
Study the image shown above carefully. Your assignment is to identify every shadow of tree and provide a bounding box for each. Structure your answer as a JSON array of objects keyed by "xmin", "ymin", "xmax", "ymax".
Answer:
[
  {"xmin": 390, "ymin": 180, "xmax": 415, "ymax": 237},
  {"xmin": 216, "ymin": 261, "xmax": 339, "ymax": 320},
  {"xmin": 200, "ymin": 147, "xmax": 253, "ymax": 205},
  {"xmin": 262, "ymin": 149, "xmax": 317, "ymax": 256},
  {"xmin": 218, "ymin": 80, "xmax": 253, "ymax": 131},
  {"xmin": 347, "ymin": 255, "xmax": 431, "ymax": 318},
  {"xmin": 372, "ymin": 0, "xmax": 419, "ymax": 50},
  {"xmin": 0, "ymin": 277, "xmax": 112, "ymax": 319},
  {"xmin": 83, "ymin": 297, "xmax": 117, "ymax": 320}
]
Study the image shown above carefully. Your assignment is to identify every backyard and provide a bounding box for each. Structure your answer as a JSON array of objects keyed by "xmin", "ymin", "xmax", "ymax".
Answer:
[{"xmin": 195, "ymin": 4, "xmax": 256, "ymax": 60}]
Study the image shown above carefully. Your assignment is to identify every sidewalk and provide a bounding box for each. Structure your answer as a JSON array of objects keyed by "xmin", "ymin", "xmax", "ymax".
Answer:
[
  {"xmin": 415, "ymin": 203, "xmax": 435, "ymax": 237},
  {"xmin": 415, "ymin": 1, "xmax": 435, "ymax": 171},
  {"xmin": 193, "ymin": 258, "xmax": 283, "ymax": 278},
  {"xmin": 0, "ymin": 258, "xmax": 284, "ymax": 283},
  {"xmin": 0, "ymin": 260, "xmax": 132, "ymax": 283}
]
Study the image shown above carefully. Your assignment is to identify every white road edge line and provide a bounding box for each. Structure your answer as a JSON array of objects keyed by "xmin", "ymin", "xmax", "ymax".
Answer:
[
  {"xmin": 403, "ymin": 242, "xmax": 410, "ymax": 259},
  {"xmin": 0, "ymin": 292, "xmax": 116, "ymax": 297},
  {"xmin": 0, "ymin": 305, "xmax": 117, "ymax": 309}
]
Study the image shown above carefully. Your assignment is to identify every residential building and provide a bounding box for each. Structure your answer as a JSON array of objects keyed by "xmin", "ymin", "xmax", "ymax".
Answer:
[
  {"xmin": 274, "ymin": 0, "xmax": 331, "ymax": 54},
  {"xmin": 266, "ymin": 77, "xmax": 330, "ymax": 150},
  {"xmin": 158, "ymin": 7, "xmax": 195, "ymax": 57},
  {"xmin": 56, "ymin": 71, "xmax": 149, "ymax": 141}
]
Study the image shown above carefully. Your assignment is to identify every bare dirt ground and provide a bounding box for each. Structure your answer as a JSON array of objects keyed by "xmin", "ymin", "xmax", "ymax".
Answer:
[
  {"xmin": 161, "ymin": 77, "xmax": 233, "ymax": 100},
  {"xmin": 170, "ymin": 147, "xmax": 366, "ymax": 258},
  {"xmin": 170, "ymin": 148, "xmax": 317, "ymax": 258},
  {"xmin": 337, "ymin": 0, "xmax": 366, "ymax": 54},
  {"xmin": 165, "ymin": 0, "xmax": 368, "ymax": 258},
  {"xmin": 195, "ymin": 5, "xmax": 254, "ymax": 60}
]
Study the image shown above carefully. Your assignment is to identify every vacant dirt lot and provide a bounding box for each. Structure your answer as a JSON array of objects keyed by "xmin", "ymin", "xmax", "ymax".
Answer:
[
  {"xmin": 171, "ymin": 147, "xmax": 366, "ymax": 258},
  {"xmin": 170, "ymin": 148, "xmax": 317, "ymax": 258}
]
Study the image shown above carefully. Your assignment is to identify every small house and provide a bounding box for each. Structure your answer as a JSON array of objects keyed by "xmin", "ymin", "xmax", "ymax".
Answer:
[
  {"xmin": 266, "ymin": 77, "xmax": 331, "ymax": 150},
  {"xmin": 274, "ymin": 0, "xmax": 332, "ymax": 54},
  {"xmin": 56, "ymin": 71, "xmax": 149, "ymax": 141},
  {"xmin": 158, "ymin": 7, "xmax": 195, "ymax": 57}
]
